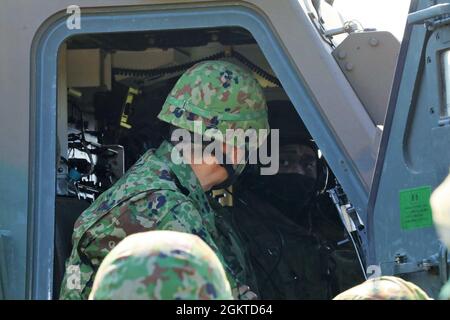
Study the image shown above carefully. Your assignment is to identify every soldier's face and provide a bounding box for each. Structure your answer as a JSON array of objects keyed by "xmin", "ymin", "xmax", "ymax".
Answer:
[{"xmin": 278, "ymin": 144, "xmax": 317, "ymax": 180}]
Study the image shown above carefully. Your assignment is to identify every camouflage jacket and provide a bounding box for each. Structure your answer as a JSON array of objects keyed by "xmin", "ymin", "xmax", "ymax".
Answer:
[{"xmin": 59, "ymin": 140, "xmax": 240, "ymax": 299}]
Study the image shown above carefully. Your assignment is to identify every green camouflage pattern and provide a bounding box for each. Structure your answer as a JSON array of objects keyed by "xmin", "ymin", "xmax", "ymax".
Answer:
[
  {"xmin": 333, "ymin": 276, "xmax": 432, "ymax": 300},
  {"xmin": 59, "ymin": 141, "xmax": 242, "ymax": 299},
  {"xmin": 89, "ymin": 231, "xmax": 233, "ymax": 300},
  {"xmin": 157, "ymin": 60, "xmax": 269, "ymax": 150}
]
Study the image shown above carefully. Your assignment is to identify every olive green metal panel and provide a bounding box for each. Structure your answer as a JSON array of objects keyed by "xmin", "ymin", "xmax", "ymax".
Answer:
[{"xmin": 333, "ymin": 31, "xmax": 401, "ymax": 126}]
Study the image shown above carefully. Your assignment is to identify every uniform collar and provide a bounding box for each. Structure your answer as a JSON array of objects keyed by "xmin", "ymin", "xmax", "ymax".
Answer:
[{"xmin": 155, "ymin": 140, "xmax": 217, "ymax": 232}]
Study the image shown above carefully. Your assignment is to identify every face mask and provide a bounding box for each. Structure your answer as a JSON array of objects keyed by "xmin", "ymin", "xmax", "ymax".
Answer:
[{"xmin": 259, "ymin": 174, "xmax": 317, "ymax": 208}]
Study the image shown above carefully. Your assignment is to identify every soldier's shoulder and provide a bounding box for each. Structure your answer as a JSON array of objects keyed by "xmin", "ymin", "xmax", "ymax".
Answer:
[
  {"xmin": 125, "ymin": 149, "xmax": 172, "ymax": 180},
  {"xmin": 124, "ymin": 188, "xmax": 192, "ymax": 213},
  {"xmin": 113, "ymin": 155, "xmax": 180, "ymax": 197}
]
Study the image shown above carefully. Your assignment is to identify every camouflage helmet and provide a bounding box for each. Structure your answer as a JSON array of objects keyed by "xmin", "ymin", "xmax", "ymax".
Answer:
[
  {"xmin": 157, "ymin": 60, "xmax": 269, "ymax": 152},
  {"xmin": 439, "ymin": 281, "xmax": 450, "ymax": 300},
  {"xmin": 333, "ymin": 276, "xmax": 431, "ymax": 300},
  {"xmin": 89, "ymin": 231, "xmax": 233, "ymax": 300},
  {"xmin": 430, "ymin": 174, "xmax": 450, "ymax": 251}
]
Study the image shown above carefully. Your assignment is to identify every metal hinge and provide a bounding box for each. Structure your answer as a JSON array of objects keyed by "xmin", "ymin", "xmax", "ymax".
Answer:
[
  {"xmin": 328, "ymin": 183, "xmax": 368, "ymax": 279},
  {"xmin": 328, "ymin": 184, "xmax": 364, "ymax": 233},
  {"xmin": 390, "ymin": 246, "xmax": 449, "ymax": 283}
]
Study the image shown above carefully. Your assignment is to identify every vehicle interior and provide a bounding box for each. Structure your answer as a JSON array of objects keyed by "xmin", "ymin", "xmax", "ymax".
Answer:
[{"xmin": 54, "ymin": 25, "xmax": 365, "ymax": 299}]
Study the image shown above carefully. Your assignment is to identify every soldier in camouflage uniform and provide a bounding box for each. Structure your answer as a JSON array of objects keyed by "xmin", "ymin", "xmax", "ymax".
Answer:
[
  {"xmin": 89, "ymin": 231, "xmax": 233, "ymax": 300},
  {"xmin": 430, "ymin": 174, "xmax": 450, "ymax": 300},
  {"xmin": 333, "ymin": 276, "xmax": 431, "ymax": 300},
  {"xmin": 59, "ymin": 60, "xmax": 269, "ymax": 299}
]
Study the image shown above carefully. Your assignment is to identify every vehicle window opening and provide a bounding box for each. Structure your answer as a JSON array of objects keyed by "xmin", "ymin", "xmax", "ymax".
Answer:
[
  {"xmin": 54, "ymin": 26, "xmax": 365, "ymax": 299},
  {"xmin": 441, "ymin": 49, "xmax": 450, "ymax": 119}
]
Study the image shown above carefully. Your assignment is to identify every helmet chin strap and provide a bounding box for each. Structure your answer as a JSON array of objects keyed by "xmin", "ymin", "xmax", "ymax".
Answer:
[
  {"xmin": 212, "ymin": 163, "xmax": 240, "ymax": 190},
  {"xmin": 212, "ymin": 151, "xmax": 248, "ymax": 191},
  {"xmin": 210, "ymin": 141, "xmax": 246, "ymax": 190}
]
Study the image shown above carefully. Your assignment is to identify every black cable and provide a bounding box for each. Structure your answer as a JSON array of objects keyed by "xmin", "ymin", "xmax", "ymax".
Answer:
[
  {"xmin": 68, "ymin": 104, "xmax": 95, "ymax": 176},
  {"xmin": 226, "ymin": 189, "xmax": 286, "ymax": 297},
  {"xmin": 71, "ymin": 103, "xmax": 86, "ymax": 141},
  {"xmin": 247, "ymin": 250, "xmax": 285, "ymax": 298},
  {"xmin": 112, "ymin": 50, "xmax": 281, "ymax": 87},
  {"xmin": 113, "ymin": 51, "xmax": 226, "ymax": 79},
  {"xmin": 230, "ymin": 50, "xmax": 281, "ymax": 86},
  {"xmin": 260, "ymin": 227, "xmax": 285, "ymax": 290}
]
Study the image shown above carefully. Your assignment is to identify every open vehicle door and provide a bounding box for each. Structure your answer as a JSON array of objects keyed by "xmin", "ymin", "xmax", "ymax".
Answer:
[{"xmin": 368, "ymin": 0, "xmax": 450, "ymax": 297}]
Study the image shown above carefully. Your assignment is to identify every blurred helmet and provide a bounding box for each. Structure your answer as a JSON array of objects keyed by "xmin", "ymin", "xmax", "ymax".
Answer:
[
  {"xmin": 89, "ymin": 230, "xmax": 233, "ymax": 300},
  {"xmin": 439, "ymin": 281, "xmax": 450, "ymax": 300},
  {"xmin": 333, "ymin": 276, "xmax": 431, "ymax": 300},
  {"xmin": 430, "ymin": 174, "xmax": 450, "ymax": 250}
]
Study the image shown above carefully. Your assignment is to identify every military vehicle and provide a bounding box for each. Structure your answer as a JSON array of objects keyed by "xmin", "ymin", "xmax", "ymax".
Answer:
[{"xmin": 1, "ymin": 0, "xmax": 450, "ymax": 299}]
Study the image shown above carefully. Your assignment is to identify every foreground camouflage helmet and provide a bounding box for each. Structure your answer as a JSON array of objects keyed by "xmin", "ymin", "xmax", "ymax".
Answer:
[
  {"xmin": 440, "ymin": 281, "xmax": 450, "ymax": 300},
  {"xmin": 158, "ymin": 60, "xmax": 269, "ymax": 151},
  {"xmin": 333, "ymin": 276, "xmax": 431, "ymax": 300},
  {"xmin": 89, "ymin": 231, "xmax": 233, "ymax": 300},
  {"xmin": 430, "ymin": 174, "xmax": 450, "ymax": 251}
]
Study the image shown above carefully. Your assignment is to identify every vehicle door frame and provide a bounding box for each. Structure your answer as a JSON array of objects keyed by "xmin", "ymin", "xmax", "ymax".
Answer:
[{"xmin": 30, "ymin": 4, "xmax": 369, "ymax": 299}]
